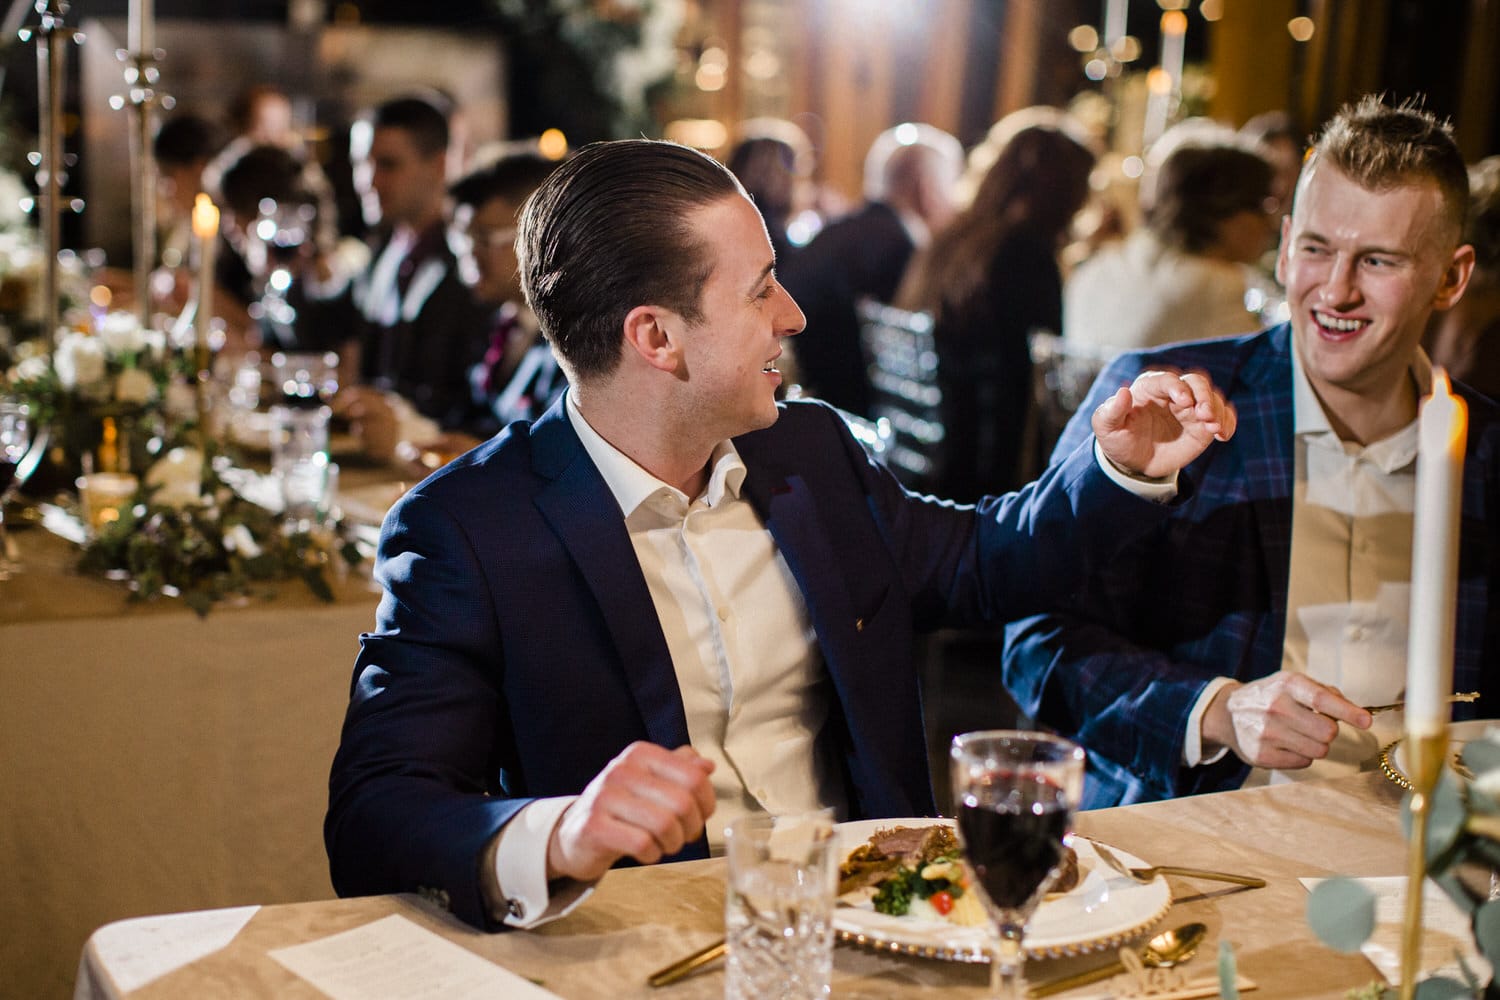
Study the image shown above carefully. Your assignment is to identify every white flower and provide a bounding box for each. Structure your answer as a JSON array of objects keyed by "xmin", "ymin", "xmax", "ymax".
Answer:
[
  {"xmin": 114, "ymin": 367, "xmax": 157, "ymax": 405},
  {"xmin": 140, "ymin": 328, "xmax": 167, "ymax": 361},
  {"xmin": 222, "ymin": 523, "xmax": 262, "ymax": 559},
  {"xmin": 163, "ymin": 379, "xmax": 198, "ymax": 420},
  {"xmin": 11, "ymin": 355, "xmax": 49, "ymax": 382},
  {"xmin": 54, "ymin": 332, "xmax": 107, "ymax": 393},
  {"xmin": 145, "ymin": 446, "xmax": 205, "ymax": 508},
  {"xmin": 97, "ymin": 311, "xmax": 147, "ymax": 356}
]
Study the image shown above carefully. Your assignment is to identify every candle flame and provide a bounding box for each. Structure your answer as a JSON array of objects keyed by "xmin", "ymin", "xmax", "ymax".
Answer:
[
  {"xmin": 192, "ymin": 194, "xmax": 220, "ymax": 240},
  {"xmin": 1161, "ymin": 10, "xmax": 1188, "ymax": 35},
  {"xmin": 1427, "ymin": 367, "xmax": 1468, "ymax": 450}
]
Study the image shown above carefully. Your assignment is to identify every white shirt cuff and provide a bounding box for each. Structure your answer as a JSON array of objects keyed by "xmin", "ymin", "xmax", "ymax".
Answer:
[
  {"xmin": 1183, "ymin": 677, "xmax": 1238, "ymax": 766},
  {"xmin": 1093, "ymin": 438, "xmax": 1179, "ymax": 502},
  {"xmin": 492, "ymin": 796, "xmax": 595, "ymax": 928}
]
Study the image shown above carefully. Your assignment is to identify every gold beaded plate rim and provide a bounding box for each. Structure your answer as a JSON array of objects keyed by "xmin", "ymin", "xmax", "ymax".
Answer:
[
  {"xmin": 1377, "ymin": 719, "xmax": 1500, "ymax": 790},
  {"xmin": 832, "ymin": 822, "xmax": 1174, "ymax": 964}
]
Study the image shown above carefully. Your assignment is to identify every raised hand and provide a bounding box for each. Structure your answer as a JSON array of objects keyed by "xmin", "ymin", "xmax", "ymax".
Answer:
[
  {"xmin": 545, "ymin": 742, "xmax": 716, "ymax": 883},
  {"xmin": 1091, "ymin": 370, "xmax": 1237, "ymax": 480},
  {"xmin": 1202, "ymin": 672, "xmax": 1373, "ymax": 770}
]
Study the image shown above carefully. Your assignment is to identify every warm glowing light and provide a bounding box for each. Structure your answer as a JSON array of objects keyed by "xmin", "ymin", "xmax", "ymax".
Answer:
[
  {"xmin": 1147, "ymin": 67, "xmax": 1173, "ymax": 95},
  {"xmin": 538, "ymin": 129, "xmax": 568, "ymax": 160},
  {"xmin": 663, "ymin": 118, "xmax": 729, "ymax": 151},
  {"xmin": 699, "ymin": 45, "xmax": 729, "ymax": 71},
  {"xmin": 1084, "ymin": 58, "xmax": 1109, "ymax": 81},
  {"xmin": 89, "ymin": 284, "xmax": 112, "ymax": 308},
  {"xmin": 1068, "ymin": 25, "xmax": 1098, "ymax": 52},
  {"xmin": 191, "ymin": 193, "xmax": 219, "ymax": 240},
  {"xmin": 1113, "ymin": 36, "xmax": 1142, "ymax": 61},
  {"xmin": 1161, "ymin": 10, "xmax": 1188, "ymax": 35},
  {"xmin": 695, "ymin": 64, "xmax": 726, "ymax": 92},
  {"xmin": 1156, "ymin": 0, "xmax": 1188, "ymax": 8},
  {"xmin": 1199, "ymin": 0, "xmax": 1224, "ymax": 21},
  {"xmin": 1288, "ymin": 16, "xmax": 1315, "ymax": 41},
  {"xmin": 745, "ymin": 49, "xmax": 779, "ymax": 81}
]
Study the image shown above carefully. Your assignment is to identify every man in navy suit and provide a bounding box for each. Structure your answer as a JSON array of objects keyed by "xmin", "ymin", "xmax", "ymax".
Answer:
[
  {"xmin": 1005, "ymin": 96, "xmax": 1500, "ymax": 809},
  {"xmin": 325, "ymin": 139, "xmax": 1235, "ymax": 931}
]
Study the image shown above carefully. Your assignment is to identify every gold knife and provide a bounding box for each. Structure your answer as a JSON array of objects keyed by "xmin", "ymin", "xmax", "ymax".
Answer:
[
  {"xmin": 647, "ymin": 937, "xmax": 726, "ymax": 988},
  {"xmin": 1028, "ymin": 956, "xmax": 1132, "ymax": 997}
]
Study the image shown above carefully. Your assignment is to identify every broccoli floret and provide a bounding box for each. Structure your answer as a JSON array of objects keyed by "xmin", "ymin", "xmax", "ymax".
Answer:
[{"xmin": 872, "ymin": 869, "xmax": 914, "ymax": 915}]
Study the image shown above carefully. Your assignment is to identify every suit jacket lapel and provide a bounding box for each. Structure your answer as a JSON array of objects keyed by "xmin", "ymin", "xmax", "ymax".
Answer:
[{"xmin": 529, "ymin": 405, "xmax": 692, "ymax": 750}]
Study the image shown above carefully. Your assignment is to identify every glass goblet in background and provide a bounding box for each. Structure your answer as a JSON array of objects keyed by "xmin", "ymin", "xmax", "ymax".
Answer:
[
  {"xmin": 950, "ymin": 730, "xmax": 1086, "ymax": 999},
  {"xmin": 0, "ymin": 399, "xmax": 33, "ymax": 578}
]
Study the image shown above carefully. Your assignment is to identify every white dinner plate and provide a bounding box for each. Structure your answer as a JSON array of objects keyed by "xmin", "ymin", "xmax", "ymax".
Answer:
[
  {"xmin": 832, "ymin": 818, "xmax": 1172, "ymax": 963},
  {"xmin": 1383, "ymin": 719, "xmax": 1500, "ymax": 789}
]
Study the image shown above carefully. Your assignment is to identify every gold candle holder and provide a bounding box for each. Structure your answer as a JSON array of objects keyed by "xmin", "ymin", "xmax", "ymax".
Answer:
[{"xmin": 1399, "ymin": 726, "xmax": 1449, "ymax": 999}]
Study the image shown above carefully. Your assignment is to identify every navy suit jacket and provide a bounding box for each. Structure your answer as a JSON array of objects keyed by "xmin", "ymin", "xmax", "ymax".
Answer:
[
  {"xmin": 1003, "ymin": 324, "xmax": 1500, "ymax": 808},
  {"xmin": 326, "ymin": 396, "xmax": 1175, "ymax": 928}
]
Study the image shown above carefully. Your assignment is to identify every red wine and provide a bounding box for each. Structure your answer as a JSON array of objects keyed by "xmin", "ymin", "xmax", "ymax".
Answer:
[
  {"xmin": 0, "ymin": 459, "xmax": 16, "ymax": 497},
  {"xmin": 958, "ymin": 775, "xmax": 1071, "ymax": 910}
]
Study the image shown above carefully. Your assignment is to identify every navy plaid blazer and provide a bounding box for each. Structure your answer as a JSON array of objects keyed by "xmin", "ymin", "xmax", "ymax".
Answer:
[{"xmin": 1003, "ymin": 324, "xmax": 1500, "ymax": 808}]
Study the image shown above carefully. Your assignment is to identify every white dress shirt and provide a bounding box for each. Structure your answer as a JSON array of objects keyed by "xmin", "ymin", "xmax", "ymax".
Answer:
[
  {"xmin": 1186, "ymin": 349, "xmax": 1425, "ymax": 784},
  {"xmin": 492, "ymin": 392, "xmax": 1178, "ymax": 927}
]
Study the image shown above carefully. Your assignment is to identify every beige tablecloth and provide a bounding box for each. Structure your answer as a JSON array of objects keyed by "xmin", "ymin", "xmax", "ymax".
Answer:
[
  {"xmin": 76, "ymin": 771, "xmax": 1416, "ymax": 999},
  {"xmin": 2, "ymin": 521, "xmax": 383, "ymax": 999}
]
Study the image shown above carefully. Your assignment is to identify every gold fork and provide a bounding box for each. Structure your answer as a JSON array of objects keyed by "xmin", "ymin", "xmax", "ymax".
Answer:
[
  {"xmin": 1361, "ymin": 692, "xmax": 1480, "ymax": 715},
  {"xmin": 1093, "ymin": 842, "xmax": 1266, "ymax": 888}
]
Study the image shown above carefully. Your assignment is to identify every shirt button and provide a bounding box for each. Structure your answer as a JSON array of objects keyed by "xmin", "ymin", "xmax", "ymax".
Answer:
[{"xmin": 717, "ymin": 607, "xmax": 729, "ymax": 622}]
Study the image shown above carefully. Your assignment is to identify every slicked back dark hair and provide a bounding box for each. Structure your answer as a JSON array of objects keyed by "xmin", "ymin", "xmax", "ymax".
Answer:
[
  {"xmin": 372, "ymin": 95, "xmax": 449, "ymax": 159},
  {"xmin": 1309, "ymin": 95, "xmax": 1469, "ymax": 240},
  {"xmin": 517, "ymin": 139, "xmax": 743, "ymax": 381}
]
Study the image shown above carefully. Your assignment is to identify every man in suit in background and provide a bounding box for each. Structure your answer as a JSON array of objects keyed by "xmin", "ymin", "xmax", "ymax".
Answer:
[
  {"xmin": 783, "ymin": 123, "xmax": 963, "ymax": 416},
  {"xmin": 326, "ymin": 138, "xmax": 1235, "ymax": 932},
  {"xmin": 1004, "ymin": 96, "xmax": 1500, "ymax": 809},
  {"xmin": 332, "ymin": 94, "xmax": 488, "ymax": 433},
  {"xmin": 450, "ymin": 149, "xmax": 568, "ymax": 433}
]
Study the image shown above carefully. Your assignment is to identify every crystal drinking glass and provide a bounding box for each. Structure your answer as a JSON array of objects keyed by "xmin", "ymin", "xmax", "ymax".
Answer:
[
  {"xmin": 950, "ymin": 730, "xmax": 1086, "ymax": 999},
  {"xmin": 0, "ymin": 399, "xmax": 34, "ymax": 578}
]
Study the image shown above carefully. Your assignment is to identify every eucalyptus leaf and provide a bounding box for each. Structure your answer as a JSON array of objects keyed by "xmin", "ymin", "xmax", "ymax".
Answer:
[
  {"xmin": 1464, "ymin": 738, "xmax": 1500, "ymax": 778},
  {"xmin": 1474, "ymin": 899, "xmax": 1500, "ymax": 963},
  {"xmin": 1308, "ymin": 877, "xmax": 1377, "ymax": 952},
  {"xmin": 1405, "ymin": 774, "xmax": 1471, "ymax": 866},
  {"xmin": 1435, "ymin": 872, "xmax": 1478, "ymax": 919},
  {"xmin": 1217, "ymin": 939, "xmax": 1240, "ymax": 1000},
  {"xmin": 1414, "ymin": 975, "xmax": 1475, "ymax": 999}
]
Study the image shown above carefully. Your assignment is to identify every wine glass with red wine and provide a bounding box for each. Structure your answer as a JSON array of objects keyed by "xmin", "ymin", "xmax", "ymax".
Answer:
[
  {"xmin": 0, "ymin": 399, "xmax": 33, "ymax": 578},
  {"xmin": 950, "ymin": 730, "xmax": 1086, "ymax": 998}
]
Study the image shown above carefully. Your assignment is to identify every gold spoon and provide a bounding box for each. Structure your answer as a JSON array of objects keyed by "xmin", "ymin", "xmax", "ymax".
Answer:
[
  {"xmin": 1028, "ymin": 921, "xmax": 1208, "ymax": 997},
  {"xmin": 1094, "ymin": 842, "xmax": 1266, "ymax": 888}
]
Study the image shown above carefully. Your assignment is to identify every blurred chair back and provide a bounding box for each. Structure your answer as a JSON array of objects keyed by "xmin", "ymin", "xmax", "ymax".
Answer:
[
  {"xmin": 857, "ymin": 299, "xmax": 945, "ymax": 490},
  {"xmin": 1025, "ymin": 331, "xmax": 1114, "ymax": 475}
]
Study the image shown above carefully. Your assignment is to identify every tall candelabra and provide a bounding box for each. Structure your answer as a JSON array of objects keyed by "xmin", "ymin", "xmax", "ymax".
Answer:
[
  {"xmin": 110, "ymin": 1, "xmax": 165, "ymax": 326},
  {"xmin": 22, "ymin": 0, "xmax": 77, "ymax": 344}
]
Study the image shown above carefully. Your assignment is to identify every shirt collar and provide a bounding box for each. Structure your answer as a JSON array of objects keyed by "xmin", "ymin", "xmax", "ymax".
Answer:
[
  {"xmin": 565, "ymin": 390, "xmax": 746, "ymax": 515},
  {"xmin": 1290, "ymin": 341, "xmax": 1429, "ymax": 471}
]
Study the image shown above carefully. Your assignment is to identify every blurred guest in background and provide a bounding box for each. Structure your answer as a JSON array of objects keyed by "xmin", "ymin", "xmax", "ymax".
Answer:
[
  {"xmin": 154, "ymin": 113, "xmax": 227, "ymax": 271},
  {"xmin": 1065, "ymin": 140, "xmax": 1277, "ymax": 353},
  {"xmin": 451, "ymin": 147, "xmax": 567, "ymax": 433},
  {"xmin": 1426, "ymin": 156, "xmax": 1500, "ymax": 399},
  {"xmin": 896, "ymin": 109, "xmax": 1097, "ymax": 500},
  {"xmin": 725, "ymin": 118, "xmax": 819, "ymax": 271},
  {"xmin": 1005, "ymin": 96, "xmax": 1498, "ymax": 808},
  {"xmin": 783, "ymin": 123, "xmax": 963, "ymax": 417},
  {"xmin": 322, "ymin": 94, "xmax": 488, "ymax": 441},
  {"xmin": 1240, "ymin": 109, "xmax": 1306, "ymax": 217}
]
